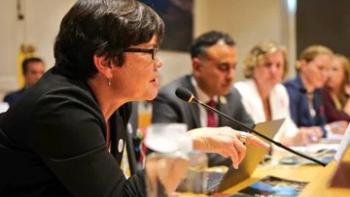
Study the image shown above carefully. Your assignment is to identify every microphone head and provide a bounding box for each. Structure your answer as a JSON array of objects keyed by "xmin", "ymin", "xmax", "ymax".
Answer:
[{"xmin": 175, "ymin": 88, "xmax": 194, "ymax": 103}]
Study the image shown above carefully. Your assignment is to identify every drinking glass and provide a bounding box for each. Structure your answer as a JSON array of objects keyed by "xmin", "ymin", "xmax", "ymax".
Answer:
[
  {"xmin": 138, "ymin": 101, "xmax": 153, "ymax": 130},
  {"xmin": 145, "ymin": 151, "xmax": 189, "ymax": 197},
  {"xmin": 176, "ymin": 151, "xmax": 209, "ymax": 195},
  {"xmin": 144, "ymin": 123, "xmax": 191, "ymax": 153},
  {"xmin": 145, "ymin": 151, "xmax": 209, "ymax": 197}
]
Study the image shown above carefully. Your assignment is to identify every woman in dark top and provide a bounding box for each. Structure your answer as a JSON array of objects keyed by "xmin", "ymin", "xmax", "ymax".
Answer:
[
  {"xmin": 283, "ymin": 45, "xmax": 332, "ymax": 139},
  {"xmin": 0, "ymin": 0, "xmax": 268, "ymax": 196},
  {"xmin": 284, "ymin": 45, "xmax": 348, "ymax": 139},
  {"xmin": 322, "ymin": 54, "xmax": 350, "ymax": 123}
]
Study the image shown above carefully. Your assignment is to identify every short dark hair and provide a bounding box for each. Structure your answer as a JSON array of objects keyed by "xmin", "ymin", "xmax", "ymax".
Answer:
[
  {"xmin": 22, "ymin": 57, "xmax": 44, "ymax": 75},
  {"xmin": 190, "ymin": 31, "xmax": 235, "ymax": 59},
  {"xmin": 54, "ymin": 0, "xmax": 164, "ymax": 80}
]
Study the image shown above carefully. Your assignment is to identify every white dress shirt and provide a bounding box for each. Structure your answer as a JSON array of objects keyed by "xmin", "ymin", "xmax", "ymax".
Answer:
[
  {"xmin": 191, "ymin": 77, "xmax": 218, "ymax": 127},
  {"xmin": 234, "ymin": 79, "xmax": 299, "ymax": 141}
]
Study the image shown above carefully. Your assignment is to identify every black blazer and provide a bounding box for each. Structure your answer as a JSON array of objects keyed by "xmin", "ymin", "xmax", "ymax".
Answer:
[
  {"xmin": 0, "ymin": 67, "xmax": 144, "ymax": 197},
  {"xmin": 152, "ymin": 75, "xmax": 254, "ymax": 166}
]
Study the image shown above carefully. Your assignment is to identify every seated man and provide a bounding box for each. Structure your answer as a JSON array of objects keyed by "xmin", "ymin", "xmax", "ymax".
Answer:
[
  {"xmin": 4, "ymin": 57, "xmax": 45, "ymax": 105},
  {"xmin": 152, "ymin": 31, "xmax": 254, "ymax": 167}
]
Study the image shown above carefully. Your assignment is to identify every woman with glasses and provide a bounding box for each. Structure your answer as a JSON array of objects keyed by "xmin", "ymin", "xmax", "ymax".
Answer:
[{"xmin": 0, "ymin": 0, "xmax": 268, "ymax": 196}]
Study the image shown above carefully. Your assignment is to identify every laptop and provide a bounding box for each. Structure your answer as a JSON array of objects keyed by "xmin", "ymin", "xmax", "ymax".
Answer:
[
  {"xmin": 207, "ymin": 118, "xmax": 285, "ymax": 193},
  {"xmin": 329, "ymin": 123, "xmax": 350, "ymax": 188},
  {"xmin": 335, "ymin": 122, "xmax": 350, "ymax": 161}
]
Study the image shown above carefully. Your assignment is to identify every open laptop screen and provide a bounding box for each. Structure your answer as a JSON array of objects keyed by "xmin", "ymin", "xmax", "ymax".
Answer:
[{"xmin": 212, "ymin": 118, "xmax": 285, "ymax": 192}]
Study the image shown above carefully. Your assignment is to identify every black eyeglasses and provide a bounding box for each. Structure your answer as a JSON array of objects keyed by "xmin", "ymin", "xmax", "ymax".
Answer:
[{"xmin": 124, "ymin": 47, "xmax": 158, "ymax": 60}]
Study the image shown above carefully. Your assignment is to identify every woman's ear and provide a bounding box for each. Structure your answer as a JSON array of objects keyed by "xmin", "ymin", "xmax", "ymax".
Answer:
[
  {"xmin": 93, "ymin": 55, "xmax": 113, "ymax": 79},
  {"xmin": 296, "ymin": 60, "xmax": 305, "ymax": 72}
]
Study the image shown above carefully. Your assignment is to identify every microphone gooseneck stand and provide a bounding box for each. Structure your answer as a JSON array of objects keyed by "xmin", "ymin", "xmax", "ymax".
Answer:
[{"xmin": 175, "ymin": 87, "xmax": 327, "ymax": 167}]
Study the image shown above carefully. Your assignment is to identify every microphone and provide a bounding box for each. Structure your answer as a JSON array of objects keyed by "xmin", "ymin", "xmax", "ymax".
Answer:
[{"xmin": 175, "ymin": 87, "xmax": 327, "ymax": 167}]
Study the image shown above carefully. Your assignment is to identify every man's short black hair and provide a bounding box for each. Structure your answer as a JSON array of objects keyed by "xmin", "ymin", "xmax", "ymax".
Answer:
[
  {"xmin": 54, "ymin": 0, "xmax": 164, "ymax": 80},
  {"xmin": 190, "ymin": 31, "xmax": 235, "ymax": 59},
  {"xmin": 22, "ymin": 57, "xmax": 44, "ymax": 75}
]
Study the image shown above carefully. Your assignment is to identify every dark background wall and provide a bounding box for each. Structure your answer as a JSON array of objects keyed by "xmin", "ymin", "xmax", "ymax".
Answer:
[
  {"xmin": 297, "ymin": 0, "xmax": 350, "ymax": 57},
  {"xmin": 140, "ymin": 0, "xmax": 193, "ymax": 52}
]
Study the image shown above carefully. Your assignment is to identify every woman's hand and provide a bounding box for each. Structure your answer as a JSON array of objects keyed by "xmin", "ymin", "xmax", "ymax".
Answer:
[
  {"xmin": 296, "ymin": 126, "xmax": 323, "ymax": 145},
  {"xmin": 187, "ymin": 127, "xmax": 270, "ymax": 169}
]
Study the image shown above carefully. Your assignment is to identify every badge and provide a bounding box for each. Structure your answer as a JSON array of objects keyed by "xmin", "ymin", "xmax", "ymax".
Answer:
[{"xmin": 118, "ymin": 139, "xmax": 124, "ymax": 153}]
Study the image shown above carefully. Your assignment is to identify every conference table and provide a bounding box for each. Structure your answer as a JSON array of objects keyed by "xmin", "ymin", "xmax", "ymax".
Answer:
[
  {"xmin": 177, "ymin": 142, "xmax": 350, "ymax": 196},
  {"xmin": 223, "ymin": 147, "xmax": 350, "ymax": 197}
]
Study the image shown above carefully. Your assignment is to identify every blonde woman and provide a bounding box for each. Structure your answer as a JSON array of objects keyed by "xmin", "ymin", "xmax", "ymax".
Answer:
[
  {"xmin": 235, "ymin": 41, "xmax": 322, "ymax": 145},
  {"xmin": 284, "ymin": 45, "xmax": 347, "ymax": 137},
  {"xmin": 322, "ymin": 54, "xmax": 350, "ymax": 123}
]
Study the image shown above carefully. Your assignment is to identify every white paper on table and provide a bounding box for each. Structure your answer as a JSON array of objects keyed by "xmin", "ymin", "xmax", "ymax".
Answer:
[{"xmin": 290, "ymin": 143, "xmax": 339, "ymax": 154}]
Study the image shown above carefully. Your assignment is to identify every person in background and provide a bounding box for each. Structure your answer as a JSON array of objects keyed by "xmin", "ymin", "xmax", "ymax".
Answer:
[
  {"xmin": 235, "ymin": 41, "xmax": 324, "ymax": 145},
  {"xmin": 152, "ymin": 31, "xmax": 254, "ymax": 166},
  {"xmin": 321, "ymin": 54, "xmax": 350, "ymax": 127},
  {"xmin": 284, "ymin": 45, "xmax": 347, "ymax": 138},
  {"xmin": 0, "ymin": 1, "xmax": 268, "ymax": 196},
  {"xmin": 3, "ymin": 57, "xmax": 45, "ymax": 105}
]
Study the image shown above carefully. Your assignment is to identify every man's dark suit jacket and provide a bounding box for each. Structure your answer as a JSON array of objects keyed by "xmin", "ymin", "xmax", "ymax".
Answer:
[
  {"xmin": 0, "ymin": 67, "xmax": 145, "ymax": 197},
  {"xmin": 152, "ymin": 75, "xmax": 254, "ymax": 166},
  {"xmin": 3, "ymin": 87, "xmax": 28, "ymax": 106}
]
